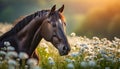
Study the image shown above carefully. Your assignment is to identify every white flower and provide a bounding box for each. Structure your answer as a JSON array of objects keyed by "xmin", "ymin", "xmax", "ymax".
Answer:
[
  {"xmin": 105, "ymin": 67, "xmax": 110, "ymax": 69},
  {"xmin": 67, "ymin": 63, "xmax": 74, "ymax": 69},
  {"xmin": 80, "ymin": 43, "xmax": 87, "ymax": 47},
  {"xmin": 80, "ymin": 61, "xmax": 88, "ymax": 68},
  {"xmin": 112, "ymin": 59, "xmax": 117, "ymax": 63},
  {"xmin": 6, "ymin": 51, "xmax": 18, "ymax": 59},
  {"xmin": 4, "ymin": 41, "xmax": 11, "ymax": 46},
  {"xmin": 7, "ymin": 46, "xmax": 15, "ymax": 51},
  {"xmin": 99, "ymin": 49, "xmax": 106, "ymax": 54},
  {"xmin": 0, "ymin": 57, "xmax": 2, "ymax": 60},
  {"xmin": 48, "ymin": 60, "xmax": 55, "ymax": 65},
  {"xmin": 19, "ymin": 52, "xmax": 29, "ymax": 59},
  {"xmin": 75, "ymin": 42, "xmax": 81, "ymax": 46},
  {"xmin": 88, "ymin": 60, "xmax": 96, "ymax": 67},
  {"xmin": 102, "ymin": 54, "xmax": 108, "ymax": 59},
  {"xmin": 93, "ymin": 37, "xmax": 99, "ymax": 40},
  {"xmin": 70, "ymin": 32, "xmax": 76, "ymax": 37},
  {"xmin": 114, "ymin": 37, "xmax": 120, "ymax": 42},
  {"xmin": 48, "ymin": 57, "xmax": 55, "ymax": 65},
  {"xmin": 25, "ymin": 65, "xmax": 29, "ymax": 69},
  {"xmin": 8, "ymin": 59, "xmax": 17, "ymax": 65},
  {"xmin": 48, "ymin": 57, "xmax": 53, "ymax": 61},
  {"xmin": 88, "ymin": 51, "xmax": 95, "ymax": 56},
  {"xmin": 79, "ymin": 47, "xmax": 85, "ymax": 53},
  {"xmin": 0, "ymin": 51, "xmax": 6, "ymax": 55},
  {"xmin": 8, "ymin": 59, "xmax": 17, "ymax": 69},
  {"xmin": 70, "ymin": 52, "xmax": 79, "ymax": 57},
  {"xmin": 16, "ymin": 58, "xmax": 20, "ymax": 62},
  {"xmin": 118, "ymin": 58, "xmax": 120, "ymax": 62},
  {"xmin": 27, "ymin": 58, "xmax": 38, "ymax": 66},
  {"xmin": 40, "ymin": 43, "xmax": 48, "ymax": 48}
]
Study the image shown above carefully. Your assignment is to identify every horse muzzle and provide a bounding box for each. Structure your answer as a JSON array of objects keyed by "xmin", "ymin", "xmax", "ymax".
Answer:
[{"xmin": 57, "ymin": 43, "xmax": 71, "ymax": 56}]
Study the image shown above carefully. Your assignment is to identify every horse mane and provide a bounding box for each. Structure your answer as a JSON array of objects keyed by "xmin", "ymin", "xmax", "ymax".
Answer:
[
  {"xmin": 13, "ymin": 16, "xmax": 26, "ymax": 26},
  {"xmin": 0, "ymin": 10, "xmax": 49, "ymax": 41}
]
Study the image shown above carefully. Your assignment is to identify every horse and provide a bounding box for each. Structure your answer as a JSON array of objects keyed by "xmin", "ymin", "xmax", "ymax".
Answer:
[{"xmin": 0, "ymin": 5, "xmax": 71, "ymax": 61}]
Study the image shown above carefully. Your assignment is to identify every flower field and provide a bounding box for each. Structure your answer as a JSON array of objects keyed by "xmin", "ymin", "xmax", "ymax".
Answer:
[
  {"xmin": 0, "ymin": 24, "xmax": 120, "ymax": 69},
  {"xmin": 37, "ymin": 35, "xmax": 120, "ymax": 69}
]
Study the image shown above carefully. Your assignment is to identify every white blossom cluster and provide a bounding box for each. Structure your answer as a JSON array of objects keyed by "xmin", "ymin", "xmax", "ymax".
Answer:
[{"xmin": 0, "ymin": 41, "xmax": 41, "ymax": 69}]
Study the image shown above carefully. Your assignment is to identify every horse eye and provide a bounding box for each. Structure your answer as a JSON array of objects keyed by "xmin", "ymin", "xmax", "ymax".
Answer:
[{"xmin": 47, "ymin": 21, "xmax": 51, "ymax": 23}]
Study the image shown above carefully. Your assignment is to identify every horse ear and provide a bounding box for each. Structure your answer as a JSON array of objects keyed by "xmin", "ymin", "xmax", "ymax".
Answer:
[
  {"xmin": 49, "ymin": 5, "xmax": 56, "ymax": 15},
  {"xmin": 58, "ymin": 4, "xmax": 64, "ymax": 13}
]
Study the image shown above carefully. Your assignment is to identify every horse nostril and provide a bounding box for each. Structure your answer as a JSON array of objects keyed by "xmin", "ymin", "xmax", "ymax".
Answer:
[{"xmin": 63, "ymin": 46, "xmax": 67, "ymax": 50}]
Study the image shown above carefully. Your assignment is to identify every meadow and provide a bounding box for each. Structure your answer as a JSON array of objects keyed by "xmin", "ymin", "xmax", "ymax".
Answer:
[{"xmin": 0, "ymin": 23, "xmax": 120, "ymax": 69}]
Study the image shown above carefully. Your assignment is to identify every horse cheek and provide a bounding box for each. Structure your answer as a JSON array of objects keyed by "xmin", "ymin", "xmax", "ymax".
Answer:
[
  {"xmin": 42, "ymin": 23, "xmax": 53, "ymax": 41},
  {"xmin": 47, "ymin": 24, "xmax": 53, "ymax": 40}
]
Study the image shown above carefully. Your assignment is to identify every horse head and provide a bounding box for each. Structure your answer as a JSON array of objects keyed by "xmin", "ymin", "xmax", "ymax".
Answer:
[{"xmin": 40, "ymin": 5, "xmax": 71, "ymax": 56}]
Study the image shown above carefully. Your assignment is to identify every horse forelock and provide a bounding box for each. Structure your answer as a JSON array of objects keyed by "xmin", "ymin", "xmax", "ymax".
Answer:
[{"xmin": 59, "ymin": 13, "xmax": 66, "ymax": 25}]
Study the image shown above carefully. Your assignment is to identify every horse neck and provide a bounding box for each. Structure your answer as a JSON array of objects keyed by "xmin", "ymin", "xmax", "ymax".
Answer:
[
  {"xmin": 17, "ymin": 16, "xmax": 43, "ymax": 50},
  {"xmin": 0, "ymin": 10, "xmax": 49, "ymax": 41},
  {"xmin": 17, "ymin": 11, "xmax": 49, "ymax": 56},
  {"xmin": 28, "ymin": 24, "xmax": 43, "ymax": 56},
  {"xmin": 0, "ymin": 12, "xmax": 38, "ymax": 41}
]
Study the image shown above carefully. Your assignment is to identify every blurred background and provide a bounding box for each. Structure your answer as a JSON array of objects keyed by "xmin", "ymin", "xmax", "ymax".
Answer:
[{"xmin": 0, "ymin": 0, "xmax": 120, "ymax": 40}]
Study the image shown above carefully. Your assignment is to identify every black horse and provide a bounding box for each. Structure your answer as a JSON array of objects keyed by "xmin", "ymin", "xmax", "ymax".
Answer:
[{"xmin": 0, "ymin": 5, "xmax": 71, "ymax": 61}]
